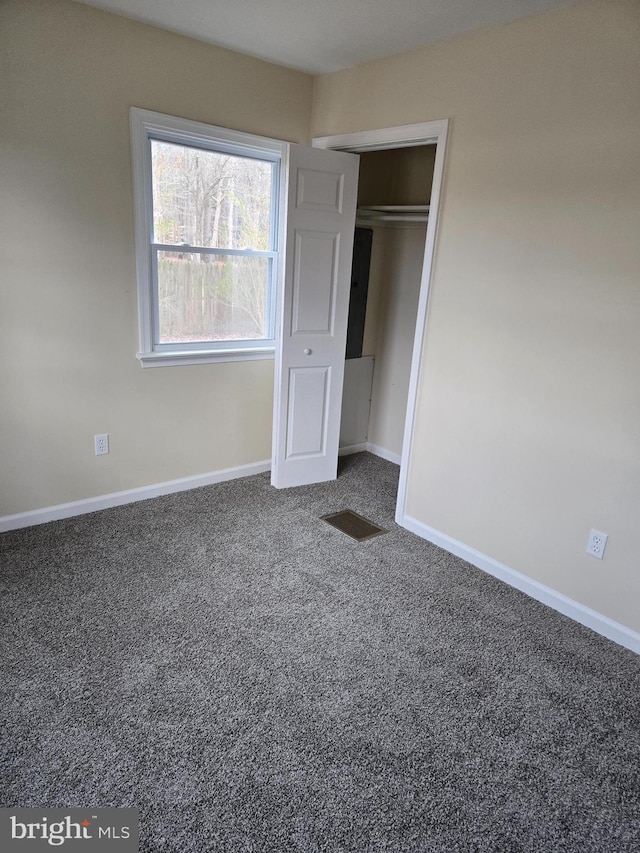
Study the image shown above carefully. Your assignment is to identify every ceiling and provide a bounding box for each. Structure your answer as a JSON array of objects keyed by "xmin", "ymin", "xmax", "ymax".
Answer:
[{"xmin": 73, "ymin": 0, "xmax": 578, "ymax": 75}]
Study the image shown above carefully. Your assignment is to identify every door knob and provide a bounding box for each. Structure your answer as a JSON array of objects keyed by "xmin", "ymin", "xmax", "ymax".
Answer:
[{"xmin": 303, "ymin": 348, "xmax": 312, "ymax": 355}]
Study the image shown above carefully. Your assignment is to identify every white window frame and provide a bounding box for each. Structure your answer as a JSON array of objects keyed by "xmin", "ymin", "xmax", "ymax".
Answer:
[{"xmin": 130, "ymin": 108, "xmax": 286, "ymax": 368}]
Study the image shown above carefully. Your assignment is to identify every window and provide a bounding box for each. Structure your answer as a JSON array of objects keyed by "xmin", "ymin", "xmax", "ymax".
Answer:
[{"xmin": 130, "ymin": 109, "xmax": 284, "ymax": 367}]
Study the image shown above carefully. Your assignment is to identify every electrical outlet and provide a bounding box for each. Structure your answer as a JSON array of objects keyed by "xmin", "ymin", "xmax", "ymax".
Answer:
[
  {"xmin": 94, "ymin": 434, "xmax": 109, "ymax": 456},
  {"xmin": 586, "ymin": 528, "xmax": 607, "ymax": 560}
]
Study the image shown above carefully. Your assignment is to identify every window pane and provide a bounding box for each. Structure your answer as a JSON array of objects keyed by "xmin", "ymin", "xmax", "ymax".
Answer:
[
  {"xmin": 156, "ymin": 251, "xmax": 271, "ymax": 344},
  {"xmin": 151, "ymin": 140, "xmax": 273, "ymax": 251}
]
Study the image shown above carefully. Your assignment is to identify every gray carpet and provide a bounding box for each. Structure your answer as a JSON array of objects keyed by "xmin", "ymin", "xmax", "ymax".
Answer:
[{"xmin": 1, "ymin": 452, "xmax": 638, "ymax": 852}]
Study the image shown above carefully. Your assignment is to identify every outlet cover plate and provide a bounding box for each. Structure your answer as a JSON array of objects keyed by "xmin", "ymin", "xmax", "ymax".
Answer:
[
  {"xmin": 587, "ymin": 528, "xmax": 608, "ymax": 560},
  {"xmin": 94, "ymin": 434, "xmax": 109, "ymax": 456}
]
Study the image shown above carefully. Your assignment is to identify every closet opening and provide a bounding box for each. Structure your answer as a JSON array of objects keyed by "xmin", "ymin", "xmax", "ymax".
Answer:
[
  {"xmin": 340, "ymin": 144, "xmax": 437, "ymax": 465},
  {"xmin": 312, "ymin": 119, "xmax": 449, "ymax": 522}
]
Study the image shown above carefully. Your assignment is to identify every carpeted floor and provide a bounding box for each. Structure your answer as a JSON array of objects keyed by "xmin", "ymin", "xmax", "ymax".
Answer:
[{"xmin": 1, "ymin": 452, "xmax": 639, "ymax": 852}]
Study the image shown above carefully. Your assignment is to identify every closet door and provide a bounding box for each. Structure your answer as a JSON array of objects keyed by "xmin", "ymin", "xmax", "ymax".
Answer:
[{"xmin": 271, "ymin": 144, "xmax": 359, "ymax": 488}]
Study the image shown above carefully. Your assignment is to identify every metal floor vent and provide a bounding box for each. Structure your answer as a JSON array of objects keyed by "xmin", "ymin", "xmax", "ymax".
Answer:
[{"xmin": 322, "ymin": 509, "xmax": 387, "ymax": 542}]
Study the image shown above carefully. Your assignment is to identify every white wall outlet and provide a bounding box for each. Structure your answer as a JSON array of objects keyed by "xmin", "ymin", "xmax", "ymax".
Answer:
[
  {"xmin": 587, "ymin": 529, "xmax": 608, "ymax": 560},
  {"xmin": 94, "ymin": 434, "xmax": 109, "ymax": 456}
]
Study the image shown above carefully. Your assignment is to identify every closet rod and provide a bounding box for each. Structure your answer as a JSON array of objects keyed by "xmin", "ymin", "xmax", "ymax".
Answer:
[{"xmin": 356, "ymin": 204, "xmax": 430, "ymax": 223}]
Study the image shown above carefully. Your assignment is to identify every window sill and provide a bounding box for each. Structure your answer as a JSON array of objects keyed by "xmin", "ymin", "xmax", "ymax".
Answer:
[{"xmin": 137, "ymin": 347, "xmax": 275, "ymax": 368}]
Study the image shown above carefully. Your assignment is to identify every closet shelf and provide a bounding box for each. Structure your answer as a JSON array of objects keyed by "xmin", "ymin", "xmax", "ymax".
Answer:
[{"xmin": 356, "ymin": 204, "xmax": 430, "ymax": 224}]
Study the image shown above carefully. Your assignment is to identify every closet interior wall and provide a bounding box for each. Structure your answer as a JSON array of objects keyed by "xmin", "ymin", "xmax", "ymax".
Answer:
[{"xmin": 340, "ymin": 145, "xmax": 437, "ymax": 459}]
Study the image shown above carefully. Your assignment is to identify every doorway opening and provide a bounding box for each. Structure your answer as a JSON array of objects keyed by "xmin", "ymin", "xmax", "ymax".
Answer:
[{"xmin": 313, "ymin": 120, "xmax": 449, "ymax": 525}]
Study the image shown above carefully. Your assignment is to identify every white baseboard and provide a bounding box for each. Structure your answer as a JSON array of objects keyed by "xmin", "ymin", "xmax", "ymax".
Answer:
[
  {"xmin": 338, "ymin": 443, "xmax": 368, "ymax": 456},
  {"xmin": 339, "ymin": 442, "xmax": 402, "ymax": 465},
  {"xmin": 0, "ymin": 459, "xmax": 271, "ymax": 533},
  {"xmin": 2, "ymin": 446, "xmax": 390, "ymax": 532},
  {"xmin": 399, "ymin": 512, "xmax": 640, "ymax": 656},
  {"xmin": 365, "ymin": 443, "xmax": 401, "ymax": 465}
]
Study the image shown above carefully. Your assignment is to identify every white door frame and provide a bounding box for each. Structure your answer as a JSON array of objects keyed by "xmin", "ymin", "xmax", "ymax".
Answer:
[{"xmin": 313, "ymin": 119, "xmax": 449, "ymax": 526}]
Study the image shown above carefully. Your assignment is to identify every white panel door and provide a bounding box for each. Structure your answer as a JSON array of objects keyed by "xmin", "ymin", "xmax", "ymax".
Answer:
[{"xmin": 272, "ymin": 144, "xmax": 359, "ymax": 488}]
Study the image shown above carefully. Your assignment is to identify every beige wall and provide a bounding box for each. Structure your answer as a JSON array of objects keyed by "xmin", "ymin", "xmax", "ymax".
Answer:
[
  {"xmin": 364, "ymin": 226, "xmax": 427, "ymax": 457},
  {"xmin": 0, "ymin": 0, "xmax": 313, "ymax": 515},
  {"xmin": 313, "ymin": 0, "xmax": 640, "ymax": 631}
]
